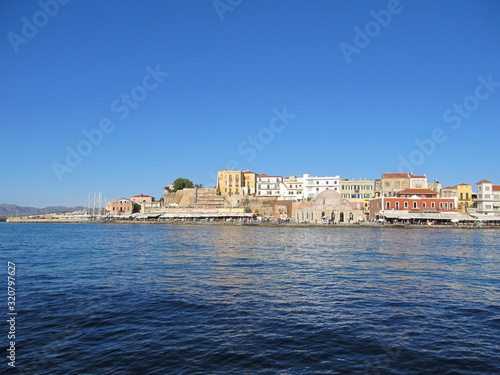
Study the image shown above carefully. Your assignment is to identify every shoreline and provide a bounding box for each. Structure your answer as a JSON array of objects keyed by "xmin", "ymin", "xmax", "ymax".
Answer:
[{"xmin": 4, "ymin": 218, "xmax": 500, "ymax": 229}]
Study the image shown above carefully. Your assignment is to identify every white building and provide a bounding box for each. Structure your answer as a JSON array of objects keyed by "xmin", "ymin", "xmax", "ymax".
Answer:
[
  {"xmin": 475, "ymin": 180, "xmax": 500, "ymax": 214},
  {"xmin": 410, "ymin": 174, "xmax": 428, "ymax": 189},
  {"xmin": 256, "ymin": 174, "xmax": 283, "ymax": 197},
  {"xmin": 278, "ymin": 175, "xmax": 304, "ymax": 201},
  {"xmin": 302, "ymin": 173, "xmax": 340, "ymax": 200}
]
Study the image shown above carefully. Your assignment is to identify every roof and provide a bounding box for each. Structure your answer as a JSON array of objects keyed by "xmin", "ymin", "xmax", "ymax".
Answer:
[
  {"xmin": 411, "ymin": 175, "xmax": 426, "ymax": 178},
  {"xmin": 383, "ymin": 173, "xmax": 410, "ymax": 179},
  {"xmin": 131, "ymin": 194, "xmax": 153, "ymax": 198},
  {"xmin": 456, "ymin": 183, "xmax": 471, "ymax": 186},
  {"xmin": 397, "ymin": 188, "xmax": 439, "ymax": 195},
  {"xmin": 243, "ymin": 171, "xmax": 256, "ymax": 174},
  {"xmin": 441, "ymin": 186, "xmax": 456, "ymax": 190},
  {"xmin": 477, "ymin": 180, "xmax": 493, "ymax": 184},
  {"xmin": 493, "ymin": 186, "xmax": 500, "ymax": 192}
]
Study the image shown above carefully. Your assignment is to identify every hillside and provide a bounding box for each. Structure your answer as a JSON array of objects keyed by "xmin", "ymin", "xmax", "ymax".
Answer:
[{"xmin": 0, "ymin": 204, "xmax": 85, "ymax": 216}]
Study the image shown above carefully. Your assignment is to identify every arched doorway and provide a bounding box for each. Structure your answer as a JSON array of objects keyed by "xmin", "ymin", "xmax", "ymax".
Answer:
[{"xmin": 339, "ymin": 212, "xmax": 344, "ymax": 223}]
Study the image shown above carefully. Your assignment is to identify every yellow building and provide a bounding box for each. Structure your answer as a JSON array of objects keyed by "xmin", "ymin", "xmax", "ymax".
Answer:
[
  {"xmin": 340, "ymin": 179, "xmax": 374, "ymax": 212},
  {"xmin": 217, "ymin": 170, "xmax": 244, "ymax": 196},
  {"xmin": 456, "ymin": 183, "xmax": 473, "ymax": 209},
  {"xmin": 243, "ymin": 171, "xmax": 257, "ymax": 195}
]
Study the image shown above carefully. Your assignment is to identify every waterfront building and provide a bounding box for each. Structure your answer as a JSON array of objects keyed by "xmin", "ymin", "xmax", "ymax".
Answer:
[
  {"xmin": 456, "ymin": 183, "xmax": 474, "ymax": 209},
  {"xmin": 369, "ymin": 188, "xmax": 458, "ymax": 220},
  {"xmin": 217, "ymin": 170, "xmax": 245, "ymax": 196},
  {"xmin": 278, "ymin": 175, "xmax": 304, "ymax": 201},
  {"xmin": 243, "ymin": 171, "xmax": 258, "ymax": 195},
  {"xmin": 105, "ymin": 198, "xmax": 133, "ymax": 214},
  {"xmin": 302, "ymin": 173, "xmax": 340, "ymax": 200},
  {"xmin": 475, "ymin": 180, "xmax": 500, "ymax": 214},
  {"xmin": 141, "ymin": 201, "xmax": 162, "ymax": 213},
  {"xmin": 340, "ymin": 178, "xmax": 374, "ymax": 212},
  {"xmin": 410, "ymin": 175, "xmax": 428, "ymax": 189},
  {"xmin": 274, "ymin": 200, "xmax": 293, "ymax": 220},
  {"xmin": 130, "ymin": 194, "xmax": 155, "ymax": 204},
  {"xmin": 375, "ymin": 173, "xmax": 411, "ymax": 197},
  {"xmin": 257, "ymin": 174, "xmax": 283, "ymax": 198},
  {"xmin": 440, "ymin": 186, "xmax": 457, "ymax": 198},
  {"xmin": 295, "ymin": 189, "xmax": 364, "ymax": 223}
]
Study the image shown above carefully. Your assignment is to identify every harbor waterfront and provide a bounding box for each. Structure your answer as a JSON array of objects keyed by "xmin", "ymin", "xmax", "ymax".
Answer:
[{"xmin": 1, "ymin": 222, "xmax": 499, "ymax": 374}]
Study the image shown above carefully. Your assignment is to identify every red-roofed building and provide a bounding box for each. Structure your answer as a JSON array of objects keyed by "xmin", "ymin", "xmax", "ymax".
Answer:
[
  {"xmin": 130, "ymin": 194, "xmax": 155, "ymax": 203},
  {"xmin": 375, "ymin": 172, "xmax": 410, "ymax": 197},
  {"xmin": 369, "ymin": 188, "xmax": 458, "ymax": 220}
]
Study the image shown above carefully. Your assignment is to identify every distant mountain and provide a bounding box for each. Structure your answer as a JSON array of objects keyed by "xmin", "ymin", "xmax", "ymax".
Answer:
[{"xmin": 0, "ymin": 204, "xmax": 85, "ymax": 216}]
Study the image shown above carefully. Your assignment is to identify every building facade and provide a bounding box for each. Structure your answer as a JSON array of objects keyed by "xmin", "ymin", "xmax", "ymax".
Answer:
[
  {"xmin": 243, "ymin": 171, "xmax": 258, "ymax": 195},
  {"xmin": 369, "ymin": 188, "xmax": 458, "ymax": 220},
  {"xmin": 456, "ymin": 183, "xmax": 473, "ymax": 209},
  {"xmin": 295, "ymin": 189, "xmax": 364, "ymax": 224},
  {"xmin": 278, "ymin": 175, "xmax": 304, "ymax": 201},
  {"xmin": 274, "ymin": 200, "xmax": 293, "ymax": 220},
  {"xmin": 340, "ymin": 179, "xmax": 374, "ymax": 212},
  {"xmin": 257, "ymin": 174, "xmax": 283, "ymax": 197},
  {"xmin": 106, "ymin": 198, "xmax": 133, "ymax": 214},
  {"xmin": 375, "ymin": 173, "xmax": 411, "ymax": 197},
  {"xmin": 217, "ymin": 170, "xmax": 244, "ymax": 196},
  {"xmin": 130, "ymin": 194, "xmax": 155, "ymax": 204},
  {"xmin": 302, "ymin": 173, "xmax": 340, "ymax": 200},
  {"xmin": 475, "ymin": 180, "xmax": 500, "ymax": 214}
]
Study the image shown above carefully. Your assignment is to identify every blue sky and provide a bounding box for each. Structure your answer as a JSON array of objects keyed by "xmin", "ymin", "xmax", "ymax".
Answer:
[{"xmin": 1, "ymin": 0, "xmax": 499, "ymax": 207}]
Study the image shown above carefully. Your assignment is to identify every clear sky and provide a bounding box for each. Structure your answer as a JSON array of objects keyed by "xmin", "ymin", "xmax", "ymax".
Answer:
[{"xmin": 1, "ymin": 0, "xmax": 499, "ymax": 207}]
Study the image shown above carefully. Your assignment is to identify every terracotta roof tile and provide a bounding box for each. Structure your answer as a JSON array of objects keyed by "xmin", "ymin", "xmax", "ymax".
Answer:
[
  {"xmin": 477, "ymin": 180, "xmax": 493, "ymax": 184},
  {"xmin": 397, "ymin": 188, "xmax": 438, "ymax": 195},
  {"xmin": 383, "ymin": 173, "xmax": 410, "ymax": 178}
]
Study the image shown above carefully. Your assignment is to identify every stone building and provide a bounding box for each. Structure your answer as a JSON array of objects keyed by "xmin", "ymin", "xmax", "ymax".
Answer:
[{"xmin": 295, "ymin": 189, "xmax": 364, "ymax": 224}]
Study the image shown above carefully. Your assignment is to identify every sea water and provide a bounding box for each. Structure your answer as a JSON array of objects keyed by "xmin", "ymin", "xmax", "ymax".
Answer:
[{"xmin": 1, "ymin": 223, "xmax": 499, "ymax": 374}]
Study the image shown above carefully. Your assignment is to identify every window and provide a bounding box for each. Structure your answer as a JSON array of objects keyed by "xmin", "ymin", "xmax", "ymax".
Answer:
[
  {"xmin": 396, "ymin": 201, "xmax": 400, "ymax": 210},
  {"xmin": 431, "ymin": 202, "xmax": 435, "ymax": 209},
  {"xmin": 439, "ymin": 202, "xmax": 443, "ymax": 209},
  {"xmin": 423, "ymin": 202, "xmax": 426, "ymax": 208},
  {"xmin": 413, "ymin": 201, "xmax": 417, "ymax": 209},
  {"xmin": 460, "ymin": 192, "xmax": 463, "ymax": 200},
  {"xmin": 404, "ymin": 202, "xmax": 408, "ymax": 208},
  {"xmin": 466, "ymin": 193, "xmax": 469, "ymax": 200}
]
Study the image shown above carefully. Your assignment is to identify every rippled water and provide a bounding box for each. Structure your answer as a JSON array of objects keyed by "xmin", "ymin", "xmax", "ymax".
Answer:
[{"xmin": 1, "ymin": 223, "xmax": 499, "ymax": 374}]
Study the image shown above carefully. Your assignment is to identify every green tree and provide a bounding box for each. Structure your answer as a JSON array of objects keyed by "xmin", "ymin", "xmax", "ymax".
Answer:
[{"xmin": 173, "ymin": 178, "xmax": 194, "ymax": 192}]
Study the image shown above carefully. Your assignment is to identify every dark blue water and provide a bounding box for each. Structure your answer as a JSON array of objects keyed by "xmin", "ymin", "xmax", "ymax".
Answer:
[{"xmin": 1, "ymin": 223, "xmax": 499, "ymax": 374}]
